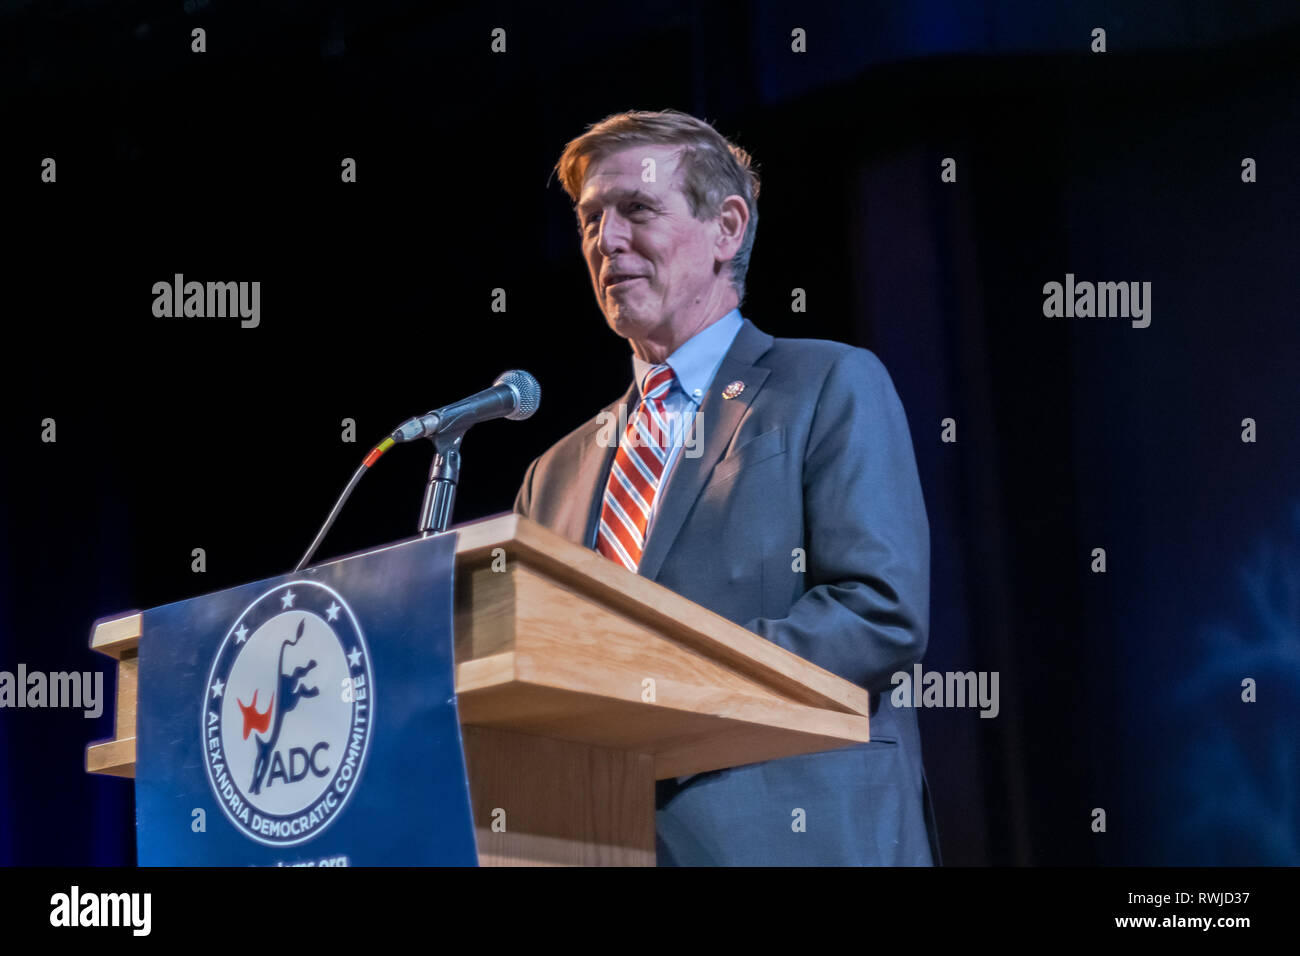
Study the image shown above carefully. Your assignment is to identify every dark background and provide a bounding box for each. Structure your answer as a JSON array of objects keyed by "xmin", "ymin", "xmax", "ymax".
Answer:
[{"xmin": 2, "ymin": 0, "xmax": 1297, "ymax": 866}]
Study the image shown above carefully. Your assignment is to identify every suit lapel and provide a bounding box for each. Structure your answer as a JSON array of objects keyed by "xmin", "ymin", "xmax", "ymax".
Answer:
[
  {"xmin": 569, "ymin": 382, "xmax": 636, "ymax": 547},
  {"xmin": 635, "ymin": 319, "xmax": 774, "ymax": 582}
]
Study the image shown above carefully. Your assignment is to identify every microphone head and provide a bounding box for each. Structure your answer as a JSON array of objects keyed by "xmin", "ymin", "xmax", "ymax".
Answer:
[{"xmin": 494, "ymin": 369, "xmax": 541, "ymax": 421}]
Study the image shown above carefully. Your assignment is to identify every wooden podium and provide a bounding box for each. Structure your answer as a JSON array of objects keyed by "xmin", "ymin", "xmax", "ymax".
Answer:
[{"xmin": 87, "ymin": 514, "xmax": 873, "ymax": 866}]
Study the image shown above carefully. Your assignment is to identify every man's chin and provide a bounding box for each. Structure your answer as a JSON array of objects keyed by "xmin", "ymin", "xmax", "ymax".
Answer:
[{"xmin": 605, "ymin": 309, "xmax": 658, "ymax": 340}]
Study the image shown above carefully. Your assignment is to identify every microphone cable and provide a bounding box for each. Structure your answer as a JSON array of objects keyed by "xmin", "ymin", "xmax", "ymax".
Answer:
[{"xmin": 293, "ymin": 433, "xmax": 399, "ymax": 572}]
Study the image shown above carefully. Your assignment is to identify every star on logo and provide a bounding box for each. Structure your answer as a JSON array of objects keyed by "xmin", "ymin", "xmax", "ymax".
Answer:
[
  {"xmin": 211, "ymin": 678, "xmax": 225, "ymax": 699},
  {"xmin": 348, "ymin": 646, "xmax": 364, "ymax": 668},
  {"xmin": 326, "ymin": 601, "xmax": 341, "ymax": 622},
  {"xmin": 281, "ymin": 589, "xmax": 296, "ymax": 609},
  {"xmin": 235, "ymin": 623, "xmax": 249, "ymax": 643}
]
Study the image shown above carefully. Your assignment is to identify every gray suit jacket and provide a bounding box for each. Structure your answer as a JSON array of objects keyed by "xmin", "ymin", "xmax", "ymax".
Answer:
[{"xmin": 514, "ymin": 317, "xmax": 941, "ymax": 865}]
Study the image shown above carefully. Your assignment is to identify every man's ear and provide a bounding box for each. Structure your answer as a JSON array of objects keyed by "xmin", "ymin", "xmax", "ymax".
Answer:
[{"xmin": 715, "ymin": 194, "xmax": 750, "ymax": 263}]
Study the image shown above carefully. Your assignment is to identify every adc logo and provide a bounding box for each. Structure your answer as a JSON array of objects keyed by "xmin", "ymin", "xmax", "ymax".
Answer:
[{"xmin": 202, "ymin": 581, "xmax": 374, "ymax": 847}]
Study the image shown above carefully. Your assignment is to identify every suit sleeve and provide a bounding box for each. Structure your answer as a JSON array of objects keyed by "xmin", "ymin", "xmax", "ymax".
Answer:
[
  {"xmin": 744, "ymin": 347, "xmax": 930, "ymax": 694},
  {"xmin": 513, "ymin": 456, "xmax": 539, "ymax": 518}
]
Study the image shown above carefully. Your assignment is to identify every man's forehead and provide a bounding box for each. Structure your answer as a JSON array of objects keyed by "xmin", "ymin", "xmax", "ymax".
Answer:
[{"xmin": 577, "ymin": 145, "xmax": 684, "ymax": 206}]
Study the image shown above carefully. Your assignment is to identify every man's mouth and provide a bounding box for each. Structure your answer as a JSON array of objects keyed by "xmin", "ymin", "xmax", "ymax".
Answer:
[{"xmin": 604, "ymin": 274, "xmax": 644, "ymax": 290}]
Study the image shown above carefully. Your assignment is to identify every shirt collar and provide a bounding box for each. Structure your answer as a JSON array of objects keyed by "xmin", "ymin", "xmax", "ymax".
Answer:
[{"xmin": 631, "ymin": 308, "xmax": 744, "ymax": 401}]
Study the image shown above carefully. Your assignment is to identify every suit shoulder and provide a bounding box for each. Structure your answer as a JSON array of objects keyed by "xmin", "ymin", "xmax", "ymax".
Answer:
[{"xmin": 762, "ymin": 331, "xmax": 889, "ymax": 381}]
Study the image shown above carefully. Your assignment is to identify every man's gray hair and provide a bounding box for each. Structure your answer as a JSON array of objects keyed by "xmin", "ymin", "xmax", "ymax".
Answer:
[{"xmin": 555, "ymin": 109, "xmax": 761, "ymax": 304}]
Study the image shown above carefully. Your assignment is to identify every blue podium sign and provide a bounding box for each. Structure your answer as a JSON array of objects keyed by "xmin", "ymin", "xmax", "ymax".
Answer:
[{"xmin": 135, "ymin": 533, "xmax": 478, "ymax": 866}]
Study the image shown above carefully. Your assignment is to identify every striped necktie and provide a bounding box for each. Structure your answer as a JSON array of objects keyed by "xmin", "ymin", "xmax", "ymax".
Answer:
[{"xmin": 596, "ymin": 363, "xmax": 676, "ymax": 572}]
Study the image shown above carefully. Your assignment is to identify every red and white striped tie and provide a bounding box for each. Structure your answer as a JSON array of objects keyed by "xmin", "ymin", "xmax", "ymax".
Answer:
[{"xmin": 596, "ymin": 364, "xmax": 676, "ymax": 572}]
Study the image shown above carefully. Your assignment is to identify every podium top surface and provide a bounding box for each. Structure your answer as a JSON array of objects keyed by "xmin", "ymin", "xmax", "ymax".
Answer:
[{"xmin": 449, "ymin": 513, "xmax": 869, "ymax": 719}]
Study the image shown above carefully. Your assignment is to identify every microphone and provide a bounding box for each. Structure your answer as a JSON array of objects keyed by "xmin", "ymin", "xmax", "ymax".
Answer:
[
  {"xmin": 394, "ymin": 370, "xmax": 541, "ymax": 442},
  {"xmin": 292, "ymin": 369, "xmax": 542, "ymax": 571}
]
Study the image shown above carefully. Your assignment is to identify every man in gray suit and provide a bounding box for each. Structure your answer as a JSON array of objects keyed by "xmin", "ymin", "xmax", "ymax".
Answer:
[{"xmin": 514, "ymin": 109, "xmax": 940, "ymax": 865}]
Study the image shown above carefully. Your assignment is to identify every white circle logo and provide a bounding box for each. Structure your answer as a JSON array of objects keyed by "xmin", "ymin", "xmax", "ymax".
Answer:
[{"xmin": 202, "ymin": 582, "xmax": 374, "ymax": 847}]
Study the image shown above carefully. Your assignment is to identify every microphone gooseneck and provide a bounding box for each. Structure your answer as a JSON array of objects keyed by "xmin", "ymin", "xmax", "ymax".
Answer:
[{"xmin": 292, "ymin": 370, "xmax": 541, "ymax": 571}]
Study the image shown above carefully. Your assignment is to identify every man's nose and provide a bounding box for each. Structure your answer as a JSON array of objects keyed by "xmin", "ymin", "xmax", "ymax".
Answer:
[{"xmin": 597, "ymin": 211, "xmax": 630, "ymax": 256}]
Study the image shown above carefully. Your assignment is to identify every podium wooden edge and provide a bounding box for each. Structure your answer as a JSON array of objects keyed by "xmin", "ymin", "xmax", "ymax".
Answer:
[
  {"xmin": 87, "ymin": 612, "xmax": 142, "ymax": 775},
  {"xmin": 90, "ymin": 611, "xmax": 143, "ymax": 659}
]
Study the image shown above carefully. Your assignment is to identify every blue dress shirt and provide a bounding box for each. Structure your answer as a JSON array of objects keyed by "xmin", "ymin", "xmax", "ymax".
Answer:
[{"xmin": 629, "ymin": 308, "xmax": 744, "ymax": 542}]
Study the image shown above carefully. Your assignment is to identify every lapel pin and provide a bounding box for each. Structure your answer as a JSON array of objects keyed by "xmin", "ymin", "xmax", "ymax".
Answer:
[{"xmin": 722, "ymin": 380, "xmax": 745, "ymax": 399}]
